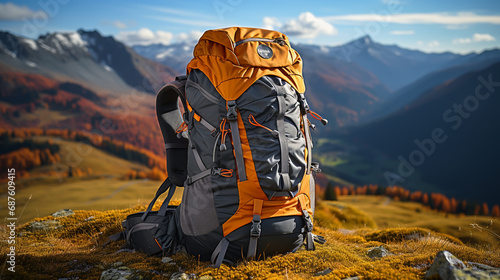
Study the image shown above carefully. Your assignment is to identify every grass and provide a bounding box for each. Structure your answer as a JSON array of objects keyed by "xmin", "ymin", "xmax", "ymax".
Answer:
[
  {"xmin": 0, "ymin": 177, "xmax": 183, "ymax": 225},
  {"xmin": 28, "ymin": 136, "xmax": 150, "ymax": 177},
  {"xmin": 338, "ymin": 195, "xmax": 500, "ymax": 250},
  {"xmin": 0, "ymin": 199, "xmax": 498, "ymax": 279}
]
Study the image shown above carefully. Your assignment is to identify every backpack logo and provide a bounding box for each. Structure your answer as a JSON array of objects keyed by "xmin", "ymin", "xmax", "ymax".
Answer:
[{"xmin": 257, "ymin": 44, "xmax": 273, "ymax": 59}]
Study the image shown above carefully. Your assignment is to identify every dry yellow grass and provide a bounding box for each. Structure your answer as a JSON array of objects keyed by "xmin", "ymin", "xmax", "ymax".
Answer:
[
  {"xmin": 0, "ymin": 177, "xmax": 183, "ymax": 225},
  {"xmin": 338, "ymin": 195, "xmax": 500, "ymax": 249},
  {"xmin": 1, "ymin": 199, "xmax": 498, "ymax": 279}
]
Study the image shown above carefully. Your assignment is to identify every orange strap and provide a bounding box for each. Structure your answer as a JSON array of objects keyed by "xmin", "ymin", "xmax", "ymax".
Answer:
[
  {"xmin": 253, "ymin": 199, "xmax": 263, "ymax": 216},
  {"xmin": 297, "ymin": 195, "xmax": 309, "ymax": 211}
]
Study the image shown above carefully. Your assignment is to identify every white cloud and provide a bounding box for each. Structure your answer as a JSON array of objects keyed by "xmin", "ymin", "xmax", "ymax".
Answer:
[
  {"xmin": 262, "ymin": 17, "xmax": 282, "ymax": 31},
  {"xmin": 279, "ymin": 12, "xmax": 338, "ymax": 38},
  {"xmin": 427, "ymin": 40, "xmax": 440, "ymax": 47},
  {"xmin": 0, "ymin": 2, "xmax": 47, "ymax": 21},
  {"xmin": 453, "ymin": 33, "xmax": 496, "ymax": 44},
  {"xmin": 324, "ymin": 12, "xmax": 500, "ymax": 25},
  {"xmin": 176, "ymin": 30, "xmax": 203, "ymax": 44},
  {"xmin": 116, "ymin": 28, "xmax": 173, "ymax": 45},
  {"xmin": 391, "ymin": 30, "xmax": 414, "ymax": 35},
  {"xmin": 113, "ymin": 21, "xmax": 127, "ymax": 29}
]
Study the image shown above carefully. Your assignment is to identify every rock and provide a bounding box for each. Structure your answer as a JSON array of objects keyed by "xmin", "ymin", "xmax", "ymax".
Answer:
[
  {"xmin": 162, "ymin": 257, "xmax": 174, "ymax": 264},
  {"xmin": 170, "ymin": 272, "xmax": 190, "ymax": 280},
  {"xmin": 314, "ymin": 268, "xmax": 332, "ymax": 276},
  {"xmin": 100, "ymin": 267, "xmax": 134, "ymax": 280},
  {"xmin": 367, "ymin": 246, "xmax": 392, "ymax": 259},
  {"xmin": 112, "ymin": 262, "xmax": 124, "ymax": 268},
  {"xmin": 199, "ymin": 276, "xmax": 213, "ymax": 280},
  {"xmin": 85, "ymin": 216, "xmax": 95, "ymax": 221},
  {"xmin": 342, "ymin": 277, "xmax": 361, "ymax": 280},
  {"xmin": 425, "ymin": 250, "xmax": 500, "ymax": 280},
  {"xmin": 52, "ymin": 209, "xmax": 75, "ymax": 217},
  {"xmin": 29, "ymin": 220, "xmax": 62, "ymax": 231}
]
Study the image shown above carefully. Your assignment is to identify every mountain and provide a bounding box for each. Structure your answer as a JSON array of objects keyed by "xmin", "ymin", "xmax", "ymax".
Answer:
[
  {"xmin": 340, "ymin": 62, "xmax": 500, "ymax": 205},
  {"xmin": 364, "ymin": 54, "xmax": 500, "ymax": 122},
  {"xmin": 133, "ymin": 42, "xmax": 194, "ymax": 74},
  {"xmin": 0, "ymin": 30, "xmax": 181, "ymax": 157},
  {"xmin": 293, "ymin": 44, "xmax": 391, "ymax": 128},
  {"xmin": 302, "ymin": 35, "xmax": 500, "ymax": 92},
  {"xmin": 0, "ymin": 30, "xmax": 177, "ymax": 95}
]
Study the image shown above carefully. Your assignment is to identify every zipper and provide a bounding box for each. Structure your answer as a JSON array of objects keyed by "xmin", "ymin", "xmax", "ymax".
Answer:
[{"xmin": 234, "ymin": 37, "xmax": 287, "ymax": 47}]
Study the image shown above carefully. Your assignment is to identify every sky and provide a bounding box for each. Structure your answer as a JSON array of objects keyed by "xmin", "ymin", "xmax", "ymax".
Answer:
[{"xmin": 0, "ymin": 0, "xmax": 499, "ymax": 54}]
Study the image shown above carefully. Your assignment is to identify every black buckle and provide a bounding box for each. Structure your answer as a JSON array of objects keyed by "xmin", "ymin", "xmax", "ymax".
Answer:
[
  {"xmin": 250, "ymin": 215, "xmax": 261, "ymax": 237},
  {"xmin": 298, "ymin": 94, "xmax": 310, "ymax": 115},
  {"xmin": 227, "ymin": 101, "xmax": 238, "ymax": 121}
]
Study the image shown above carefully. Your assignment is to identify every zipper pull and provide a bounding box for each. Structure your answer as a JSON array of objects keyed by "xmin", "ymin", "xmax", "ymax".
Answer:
[{"xmin": 274, "ymin": 38, "xmax": 286, "ymax": 46}]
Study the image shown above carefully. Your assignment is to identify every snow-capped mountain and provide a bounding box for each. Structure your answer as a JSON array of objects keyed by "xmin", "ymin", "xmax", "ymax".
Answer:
[
  {"xmin": 297, "ymin": 35, "xmax": 500, "ymax": 91},
  {"xmin": 133, "ymin": 42, "xmax": 195, "ymax": 74},
  {"xmin": 0, "ymin": 30, "xmax": 177, "ymax": 94}
]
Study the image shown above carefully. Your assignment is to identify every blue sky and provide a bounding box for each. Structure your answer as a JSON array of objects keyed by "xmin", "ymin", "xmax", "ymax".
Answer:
[{"xmin": 0, "ymin": 0, "xmax": 499, "ymax": 53}]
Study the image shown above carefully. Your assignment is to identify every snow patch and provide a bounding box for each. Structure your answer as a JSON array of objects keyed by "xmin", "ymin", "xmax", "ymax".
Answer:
[
  {"xmin": 68, "ymin": 32, "xmax": 87, "ymax": 48},
  {"xmin": 22, "ymin": 39, "xmax": 38, "ymax": 50},
  {"xmin": 156, "ymin": 49, "xmax": 174, "ymax": 60},
  {"xmin": 40, "ymin": 43, "xmax": 57, "ymax": 54},
  {"xmin": 25, "ymin": 60, "xmax": 37, "ymax": 67},
  {"xmin": 101, "ymin": 63, "xmax": 113, "ymax": 72}
]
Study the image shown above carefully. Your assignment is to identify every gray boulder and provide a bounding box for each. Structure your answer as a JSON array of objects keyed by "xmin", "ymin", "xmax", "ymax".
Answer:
[{"xmin": 425, "ymin": 251, "xmax": 500, "ymax": 280}]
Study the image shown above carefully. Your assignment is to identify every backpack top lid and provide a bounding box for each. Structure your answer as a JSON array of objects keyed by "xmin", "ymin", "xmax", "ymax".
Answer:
[{"xmin": 186, "ymin": 27, "xmax": 306, "ymax": 101}]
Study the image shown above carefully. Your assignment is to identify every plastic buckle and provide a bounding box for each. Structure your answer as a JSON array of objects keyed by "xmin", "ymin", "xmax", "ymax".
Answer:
[
  {"xmin": 212, "ymin": 168, "xmax": 221, "ymax": 176},
  {"xmin": 298, "ymin": 94, "xmax": 310, "ymax": 115},
  {"xmin": 250, "ymin": 215, "xmax": 262, "ymax": 237},
  {"xmin": 226, "ymin": 101, "xmax": 238, "ymax": 121},
  {"xmin": 311, "ymin": 162, "xmax": 321, "ymax": 173},
  {"xmin": 302, "ymin": 210, "xmax": 313, "ymax": 232}
]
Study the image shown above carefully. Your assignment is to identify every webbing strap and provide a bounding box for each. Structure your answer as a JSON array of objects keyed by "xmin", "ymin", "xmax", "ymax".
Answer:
[
  {"xmin": 142, "ymin": 178, "xmax": 174, "ymax": 220},
  {"xmin": 303, "ymin": 114, "xmax": 312, "ymax": 175},
  {"xmin": 126, "ymin": 222, "xmax": 159, "ymax": 244},
  {"xmin": 297, "ymin": 195, "xmax": 315, "ymax": 251},
  {"xmin": 199, "ymin": 117, "xmax": 216, "ymax": 132},
  {"xmin": 247, "ymin": 199, "xmax": 263, "ymax": 260},
  {"xmin": 227, "ymin": 101, "xmax": 247, "ymax": 181},
  {"xmin": 186, "ymin": 169, "xmax": 211, "ymax": 185},
  {"xmin": 276, "ymin": 85, "xmax": 291, "ymax": 190},
  {"xmin": 103, "ymin": 231, "xmax": 125, "ymax": 247},
  {"xmin": 189, "ymin": 137, "xmax": 207, "ymax": 172},
  {"xmin": 211, "ymin": 237, "xmax": 230, "ymax": 268},
  {"xmin": 157, "ymin": 185, "xmax": 177, "ymax": 216}
]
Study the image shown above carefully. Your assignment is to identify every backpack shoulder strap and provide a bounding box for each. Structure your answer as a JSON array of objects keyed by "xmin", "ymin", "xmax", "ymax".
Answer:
[{"xmin": 156, "ymin": 75, "xmax": 189, "ymax": 186}]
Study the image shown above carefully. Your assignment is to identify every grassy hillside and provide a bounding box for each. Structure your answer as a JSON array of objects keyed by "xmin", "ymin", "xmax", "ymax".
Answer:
[
  {"xmin": 0, "ymin": 200, "xmax": 498, "ymax": 279},
  {"xmin": 0, "ymin": 177, "xmax": 183, "ymax": 225},
  {"xmin": 337, "ymin": 195, "xmax": 500, "ymax": 249}
]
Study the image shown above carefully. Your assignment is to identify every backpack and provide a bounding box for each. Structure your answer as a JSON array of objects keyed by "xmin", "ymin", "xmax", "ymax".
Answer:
[{"xmin": 113, "ymin": 27, "xmax": 326, "ymax": 267}]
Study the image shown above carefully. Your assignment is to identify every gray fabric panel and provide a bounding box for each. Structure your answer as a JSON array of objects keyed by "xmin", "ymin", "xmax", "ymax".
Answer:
[
  {"xmin": 187, "ymin": 116, "xmax": 216, "ymax": 175},
  {"xmin": 212, "ymin": 136, "xmax": 239, "ymax": 224},
  {"xmin": 186, "ymin": 69, "xmax": 220, "ymax": 127},
  {"xmin": 237, "ymin": 75, "xmax": 306, "ymax": 198},
  {"xmin": 275, "ymin": 82, "xmax": 291, "ymax": 191},
  {"xmin": 224, "ymin": 216, "xmax": 305, "ymax": 262},
  {"xmin": 184, "ymin": 226, "xmax": 224, "ymax": 261},
  {"xmin": 180, "ymin": 175, "xmax": 219, "ymax": 236}
]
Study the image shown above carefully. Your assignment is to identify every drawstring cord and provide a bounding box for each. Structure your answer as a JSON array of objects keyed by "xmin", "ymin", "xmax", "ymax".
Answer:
[
  {"xmin": 248, "ymin": 114, "xmax": 279, "ymax": 138},
  {"xmin": 219, "ymin": 118, "xmax": 230, "ymax": 150},
  {"xmin": 309, "ymin": 111, "xmax": 328, "ymax": 125}
]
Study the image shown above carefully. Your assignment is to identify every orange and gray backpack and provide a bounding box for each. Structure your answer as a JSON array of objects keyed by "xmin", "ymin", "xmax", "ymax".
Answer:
[{"xmin": 115, "ymin": 27, "xmax": 326, "ymax": 267}]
